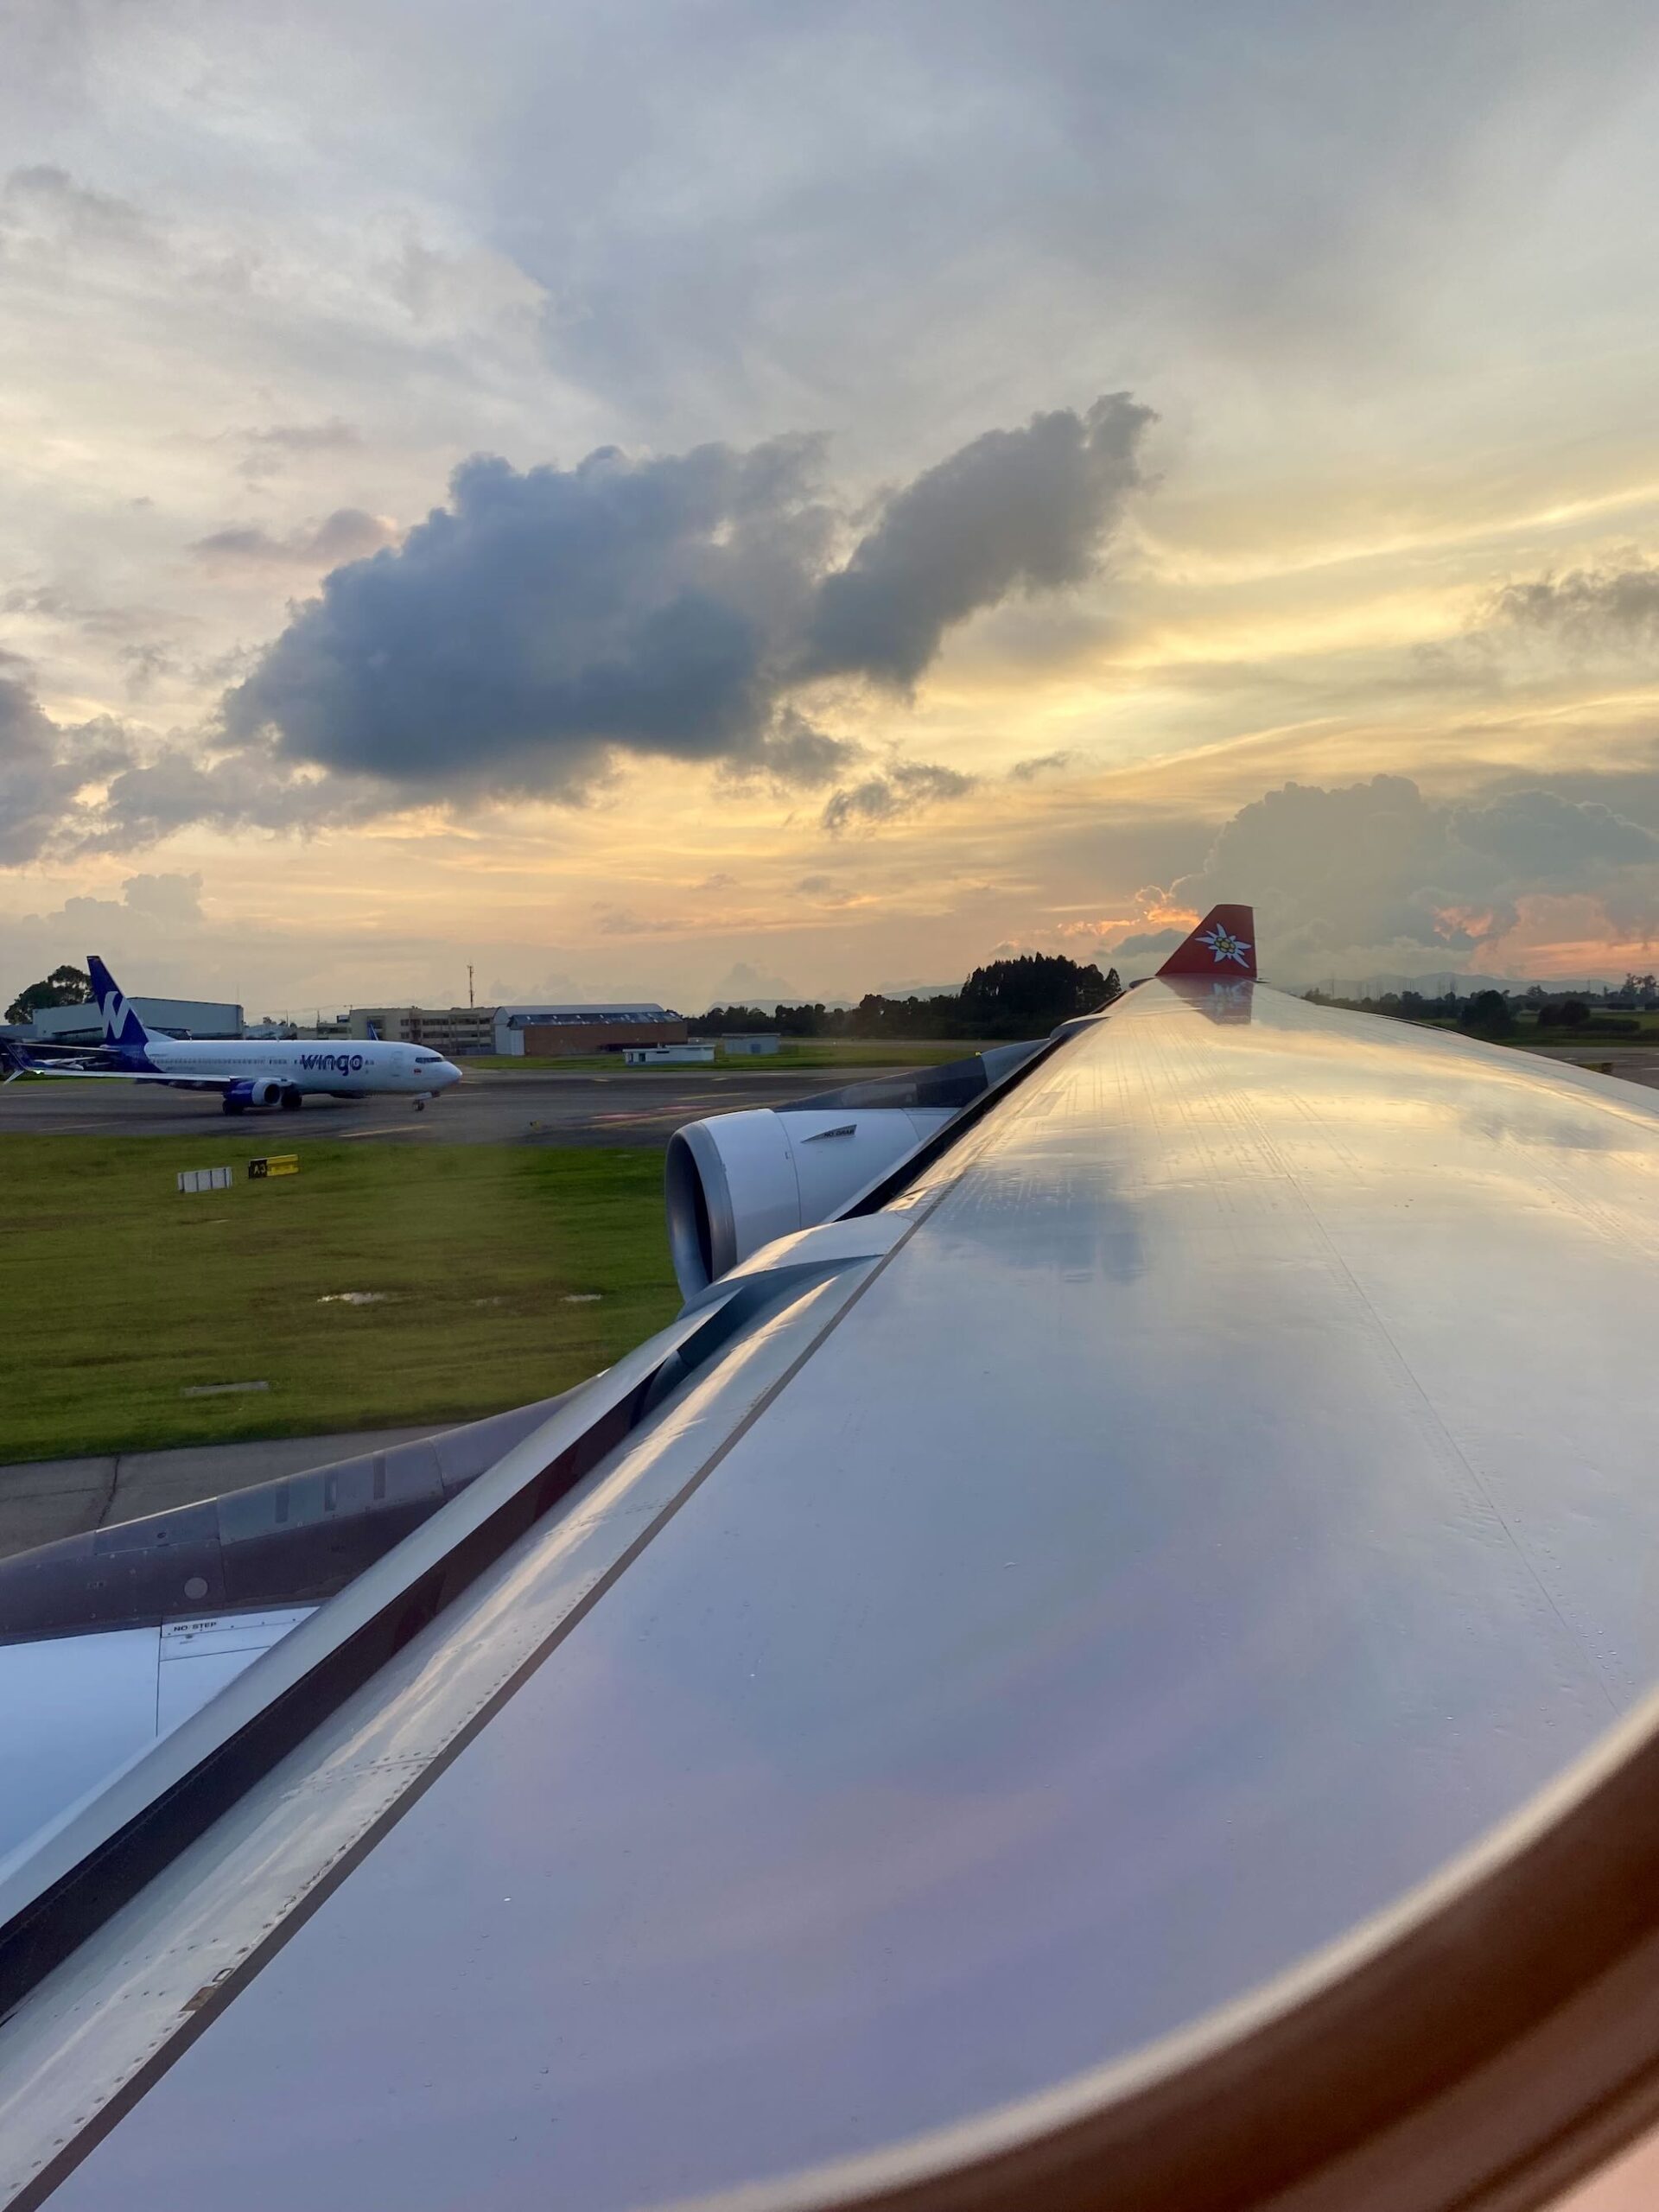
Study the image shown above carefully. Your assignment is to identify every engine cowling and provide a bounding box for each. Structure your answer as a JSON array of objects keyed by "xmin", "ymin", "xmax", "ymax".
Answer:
[
  {"xmin": 226, "ymin": 1077, "xmax": 284, "ymax": 1109},
  {"xmin": 665, "ymin": 1106, "xmax": 955, "ymax": 1297}
]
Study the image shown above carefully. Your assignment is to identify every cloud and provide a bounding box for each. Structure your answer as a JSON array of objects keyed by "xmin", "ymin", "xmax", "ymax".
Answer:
[
  {"xmin": 747, "ymin": 709, "xmax": 863, "ymax": 790},
  {"xmin": 707, "ymin": 959, "xmax": 802, "ymax": 1007},
  {"xmin": 83, "ymin": 743, "xmax": 370, "ymax": 853},
  {"xmin": 1481, "ymin": 562, "xmax": 1659, "ymax": 654},
  {"xmin": 591, "ymin": 903, "xmax": 686, "ymax": 937},
  {"xmin": 235, "ymin": 418, "xmax": 365, "ymax": 482},
  {"xmin": 118, "ymin": 870, "xmax": 204, "ymax": 925},
  {"xmin": 191, "ymin": 509, "xmax": 397, "ymax": 570},
  {"xmin": 0, "ymin": 672, "xmax": 99, "ymax": 863},
  {"xmin": 0, "ymin": 664, "xmax": 372, "ymax": 864},
  {"xmin": 240, "ymin": 418, "xmax": 362, "ymax": 455},
  {"xmin": 1, "ymin": 871, "xmax": 203, "ymax": 1011},
  {"xmin": 1132, "ymin": 772, "xmax": 1659, "ymax": 980},
  {"xmin": 219, "ymin": 397, "xmax": 1152, "ymax": 808},
  {"xmin": 1009, "ymin": 750, "xmax": 1078, "ymax": 781},
  {"xmin": 801, "ymin": 396, "xmax": 1152, "ymax": 687},
  {"xmin": 821, "ymin": 760, "xmax": 976, "ymax": 835},
  {"xmin": 1, "ymin": 163, "xmax": 154, "ymax": 255}
]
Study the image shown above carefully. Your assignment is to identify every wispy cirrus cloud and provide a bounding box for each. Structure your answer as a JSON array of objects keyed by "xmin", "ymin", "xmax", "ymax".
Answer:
[{"xmin": 191, "ymin": 509, "xmax": 397, "ymax": 570}]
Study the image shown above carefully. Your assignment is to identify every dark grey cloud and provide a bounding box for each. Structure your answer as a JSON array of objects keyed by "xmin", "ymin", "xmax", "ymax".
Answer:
[
  {"xmin": 802, "ymin": 397, "xmax": 1150, "ymax": 687},
  {"xmin": 192, "ymin": 509, "xmax": 397, "ymax": 569},
  {"xmin": 820, "ymin": 760, "xmax": 976, "ymax": 835},
  {"xmin": 1132, "ymin": 772, "xmax": 1659, "ymax": 979},
  {"xmin": 747, "ymin": 709, "xmax": 863, "ymax": 790},
  {"xmin": 1009, "ymin": 750, "xmax": 1078, "ymax": 781},
  {"xmin": 0, "ymin": 672, "xmax": 94, "ymax": 863},
  {"xmin": 1484, "ymin": 563, "xmax": 1659, "ymax": 652},
  {"xmin": 220, "ymin": 397, "xmax": 1152, "ymax": 805}
]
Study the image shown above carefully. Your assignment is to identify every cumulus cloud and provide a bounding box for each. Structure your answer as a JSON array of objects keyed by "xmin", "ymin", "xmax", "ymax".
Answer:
[
  {"xmin": 220, "ymin": 397, "xmax": 1153, "ymax": 807},
  {"xmin": 0, "ymin": 672, "xmax": 96, "ymax": 863},
  {"xmin": 0, "ymin": 871, "xmax": 205, "ymax": 1012},
  {"xmin": 747, "ymin": 709, "xmax": 863, "ymax": 790},
  {"xmin": 80, "ymin": 744, "xmax": 365, "ymax": 853},
  {"xmin": 708, "ymin": 959, "xmax": 803, "ymax": 1007},
  {"xmin": 1125, "ymin": 773, "xmax": 1659, "ymax": 979},
  {"xmin": 6, "ymin": 397, "xmax": 1146, "ymax": 863},
  {"xmin": 191, "ymin": 509, "xmax": 397, "ymax": 570},
  {"xmin": 0, "ymin": 663, "xmax": 373, "ymax": 863},
  {"xmin": 821, "ymin": 760, "xmax": 976, "ymax": 835},
  {"xmin": 801, "ymin": 395, "xmax": 1151, "ymax": 686}
]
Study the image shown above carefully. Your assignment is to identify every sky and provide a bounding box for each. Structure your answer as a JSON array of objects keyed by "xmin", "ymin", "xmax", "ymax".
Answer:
[{"xmin": 5, "ymin": 0, "xmax": 1659, "ymax": 1013}]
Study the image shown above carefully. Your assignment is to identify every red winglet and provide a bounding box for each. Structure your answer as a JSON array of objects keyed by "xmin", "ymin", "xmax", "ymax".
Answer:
[{"xmin": 1158, "ymin": 904, "xmax": 1256, "ymax": 980}]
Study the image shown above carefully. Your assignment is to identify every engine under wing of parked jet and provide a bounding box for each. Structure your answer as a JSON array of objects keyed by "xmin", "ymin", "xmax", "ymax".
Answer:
[{"xmin": 12, "ymin": 906, "xmax": 1659, "ymax": 2212}]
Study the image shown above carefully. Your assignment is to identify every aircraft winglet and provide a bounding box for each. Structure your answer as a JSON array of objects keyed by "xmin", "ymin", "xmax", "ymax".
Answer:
[{"xmin": 1158, "ymin": 904, "xmax": 1256, "ymax": 980}]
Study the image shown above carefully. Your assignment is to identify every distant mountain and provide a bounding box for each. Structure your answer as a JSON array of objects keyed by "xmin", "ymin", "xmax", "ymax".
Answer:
[{"xmin": 873, "ymin": 980, "xmax": 962, "ymax": 1001}]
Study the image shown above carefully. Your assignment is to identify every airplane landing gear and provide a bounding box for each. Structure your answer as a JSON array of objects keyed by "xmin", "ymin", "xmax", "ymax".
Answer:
[
  {"xmin": 414, "ymin": 1097, "xmax": 428, "ymax": 1112},
  {"xmin": 280, "ymin": 1087, "xmax": 303, "ymax": 1111}
]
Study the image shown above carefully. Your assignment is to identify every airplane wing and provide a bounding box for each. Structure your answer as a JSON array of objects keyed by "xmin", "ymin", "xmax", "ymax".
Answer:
[
  {"xmin": 10, "ymin": 1065, "xmax": 231, "ymax": 1090},
  {"xmin": 10, "ymin": 908, "xmax": 1659, "ymax": 2211}
]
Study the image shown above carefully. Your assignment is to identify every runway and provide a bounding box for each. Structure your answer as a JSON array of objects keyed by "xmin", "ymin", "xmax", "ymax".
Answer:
[
  {"xmin": 0, "ymin": 1064, "xmax": 859, "ymax": 1147},
  {"xmin": 8, "ymin": 1045, "xmax": 1656, "ymax": 1149}
]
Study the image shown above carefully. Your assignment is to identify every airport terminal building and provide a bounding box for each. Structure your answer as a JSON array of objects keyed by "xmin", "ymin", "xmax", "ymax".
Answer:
[{"xmin": 346, "ymin": 1002, "xmax": 687, "ymax": 1057}]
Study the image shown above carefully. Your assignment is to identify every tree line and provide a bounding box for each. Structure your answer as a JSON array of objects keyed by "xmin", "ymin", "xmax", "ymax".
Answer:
[
  {"xmin": 1305, "ymin": 974, "xmax": 1659, "ymax": 1037},
  {"xmin": 4, "ymin": 963, "xmax": 92, "ymax": 1026},
  {"xmin": 699, "ymin": 952, "xmax": 1122, "ymax": 1041},
  {"xmin": 8, "ymin": 951, "xmax": 1123, "ymax": 1045}
]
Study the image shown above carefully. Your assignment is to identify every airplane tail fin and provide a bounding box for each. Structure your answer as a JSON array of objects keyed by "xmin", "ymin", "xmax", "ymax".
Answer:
[
  {"xmin": 87, "ymin": 956, "xmax": 152, "ymax": 1055},
  {"xmin": 1158, "ymin": 905, "xmax": 1256, "ymax": 981}
]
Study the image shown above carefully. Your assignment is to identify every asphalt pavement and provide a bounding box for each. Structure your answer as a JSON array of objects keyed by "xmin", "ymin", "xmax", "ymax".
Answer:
[
  {"xmin": 0, "ymin": 1064, "xmax": 844, "ymax": 1146},
  {"xmin": 0, "ymin": 1426, "xmax": 438, "ymax": 1562}
]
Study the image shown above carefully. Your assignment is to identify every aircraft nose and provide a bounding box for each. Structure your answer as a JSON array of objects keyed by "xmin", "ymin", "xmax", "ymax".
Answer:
[{"xmin": 441, "ymin": 1059, "xmax": 463, "ymax": 1088}]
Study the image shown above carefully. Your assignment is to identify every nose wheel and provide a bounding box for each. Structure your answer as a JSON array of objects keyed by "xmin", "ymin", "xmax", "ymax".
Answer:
[{"xmin": 414, "ymin": 1097, "xmax": 427, "ymax": 1111}]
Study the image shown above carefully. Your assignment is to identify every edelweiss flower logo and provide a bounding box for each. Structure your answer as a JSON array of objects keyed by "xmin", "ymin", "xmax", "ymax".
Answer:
[{"xmin": 1199, "ymin": 925, "xmax": 1251, "ymax": 968}]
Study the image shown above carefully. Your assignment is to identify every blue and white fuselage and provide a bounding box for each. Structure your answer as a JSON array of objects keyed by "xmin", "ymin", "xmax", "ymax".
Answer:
[{"xmin": 8, "ymin": 958, "xmax": 462, "ymax": 1115}]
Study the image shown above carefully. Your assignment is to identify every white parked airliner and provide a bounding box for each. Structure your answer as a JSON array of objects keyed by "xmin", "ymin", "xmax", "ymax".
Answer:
[{"xmin": 3, "ymin": 957, "xmax": 462, "ymax": 1113}]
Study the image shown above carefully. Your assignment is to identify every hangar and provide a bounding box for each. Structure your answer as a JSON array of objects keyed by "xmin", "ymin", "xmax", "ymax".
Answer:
[
  {"xmin": 22, "ymin": 995, "xmax": 245, "ymax": 1045},
  {"xmin": 346, "ymin": 1001, "xmax": 687, "ymax": 1057}
]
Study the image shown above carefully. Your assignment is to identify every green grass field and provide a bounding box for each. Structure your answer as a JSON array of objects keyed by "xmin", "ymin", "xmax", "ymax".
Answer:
[{"xmin": 0, "ymin": 1138, "xmax": 679, "ymax": 1465}]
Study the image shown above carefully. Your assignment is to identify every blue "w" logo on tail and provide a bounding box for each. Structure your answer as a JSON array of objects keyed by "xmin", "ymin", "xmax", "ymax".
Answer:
[{"xmin": 87, "ymin": 956, "xmax": 154, "ymax": 1062}]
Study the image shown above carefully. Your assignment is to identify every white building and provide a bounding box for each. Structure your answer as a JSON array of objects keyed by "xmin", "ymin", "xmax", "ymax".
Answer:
[
  {"xmin": 622, "ymin": 1042, "xmax": 717, "ymax": 1066},
  {"xmin": 28, "ymin": 996, "xmax": 245, "ymax": 1044}
]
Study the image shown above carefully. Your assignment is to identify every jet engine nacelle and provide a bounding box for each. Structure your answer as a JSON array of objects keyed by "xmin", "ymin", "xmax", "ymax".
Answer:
[
  {"xmin": 226, "ymin": 1077, "xmax": 284, "ymax": 1109},
  {"xmin": 665, "ymin": 1106, "xmax": 955, "ymax": 1297}
]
